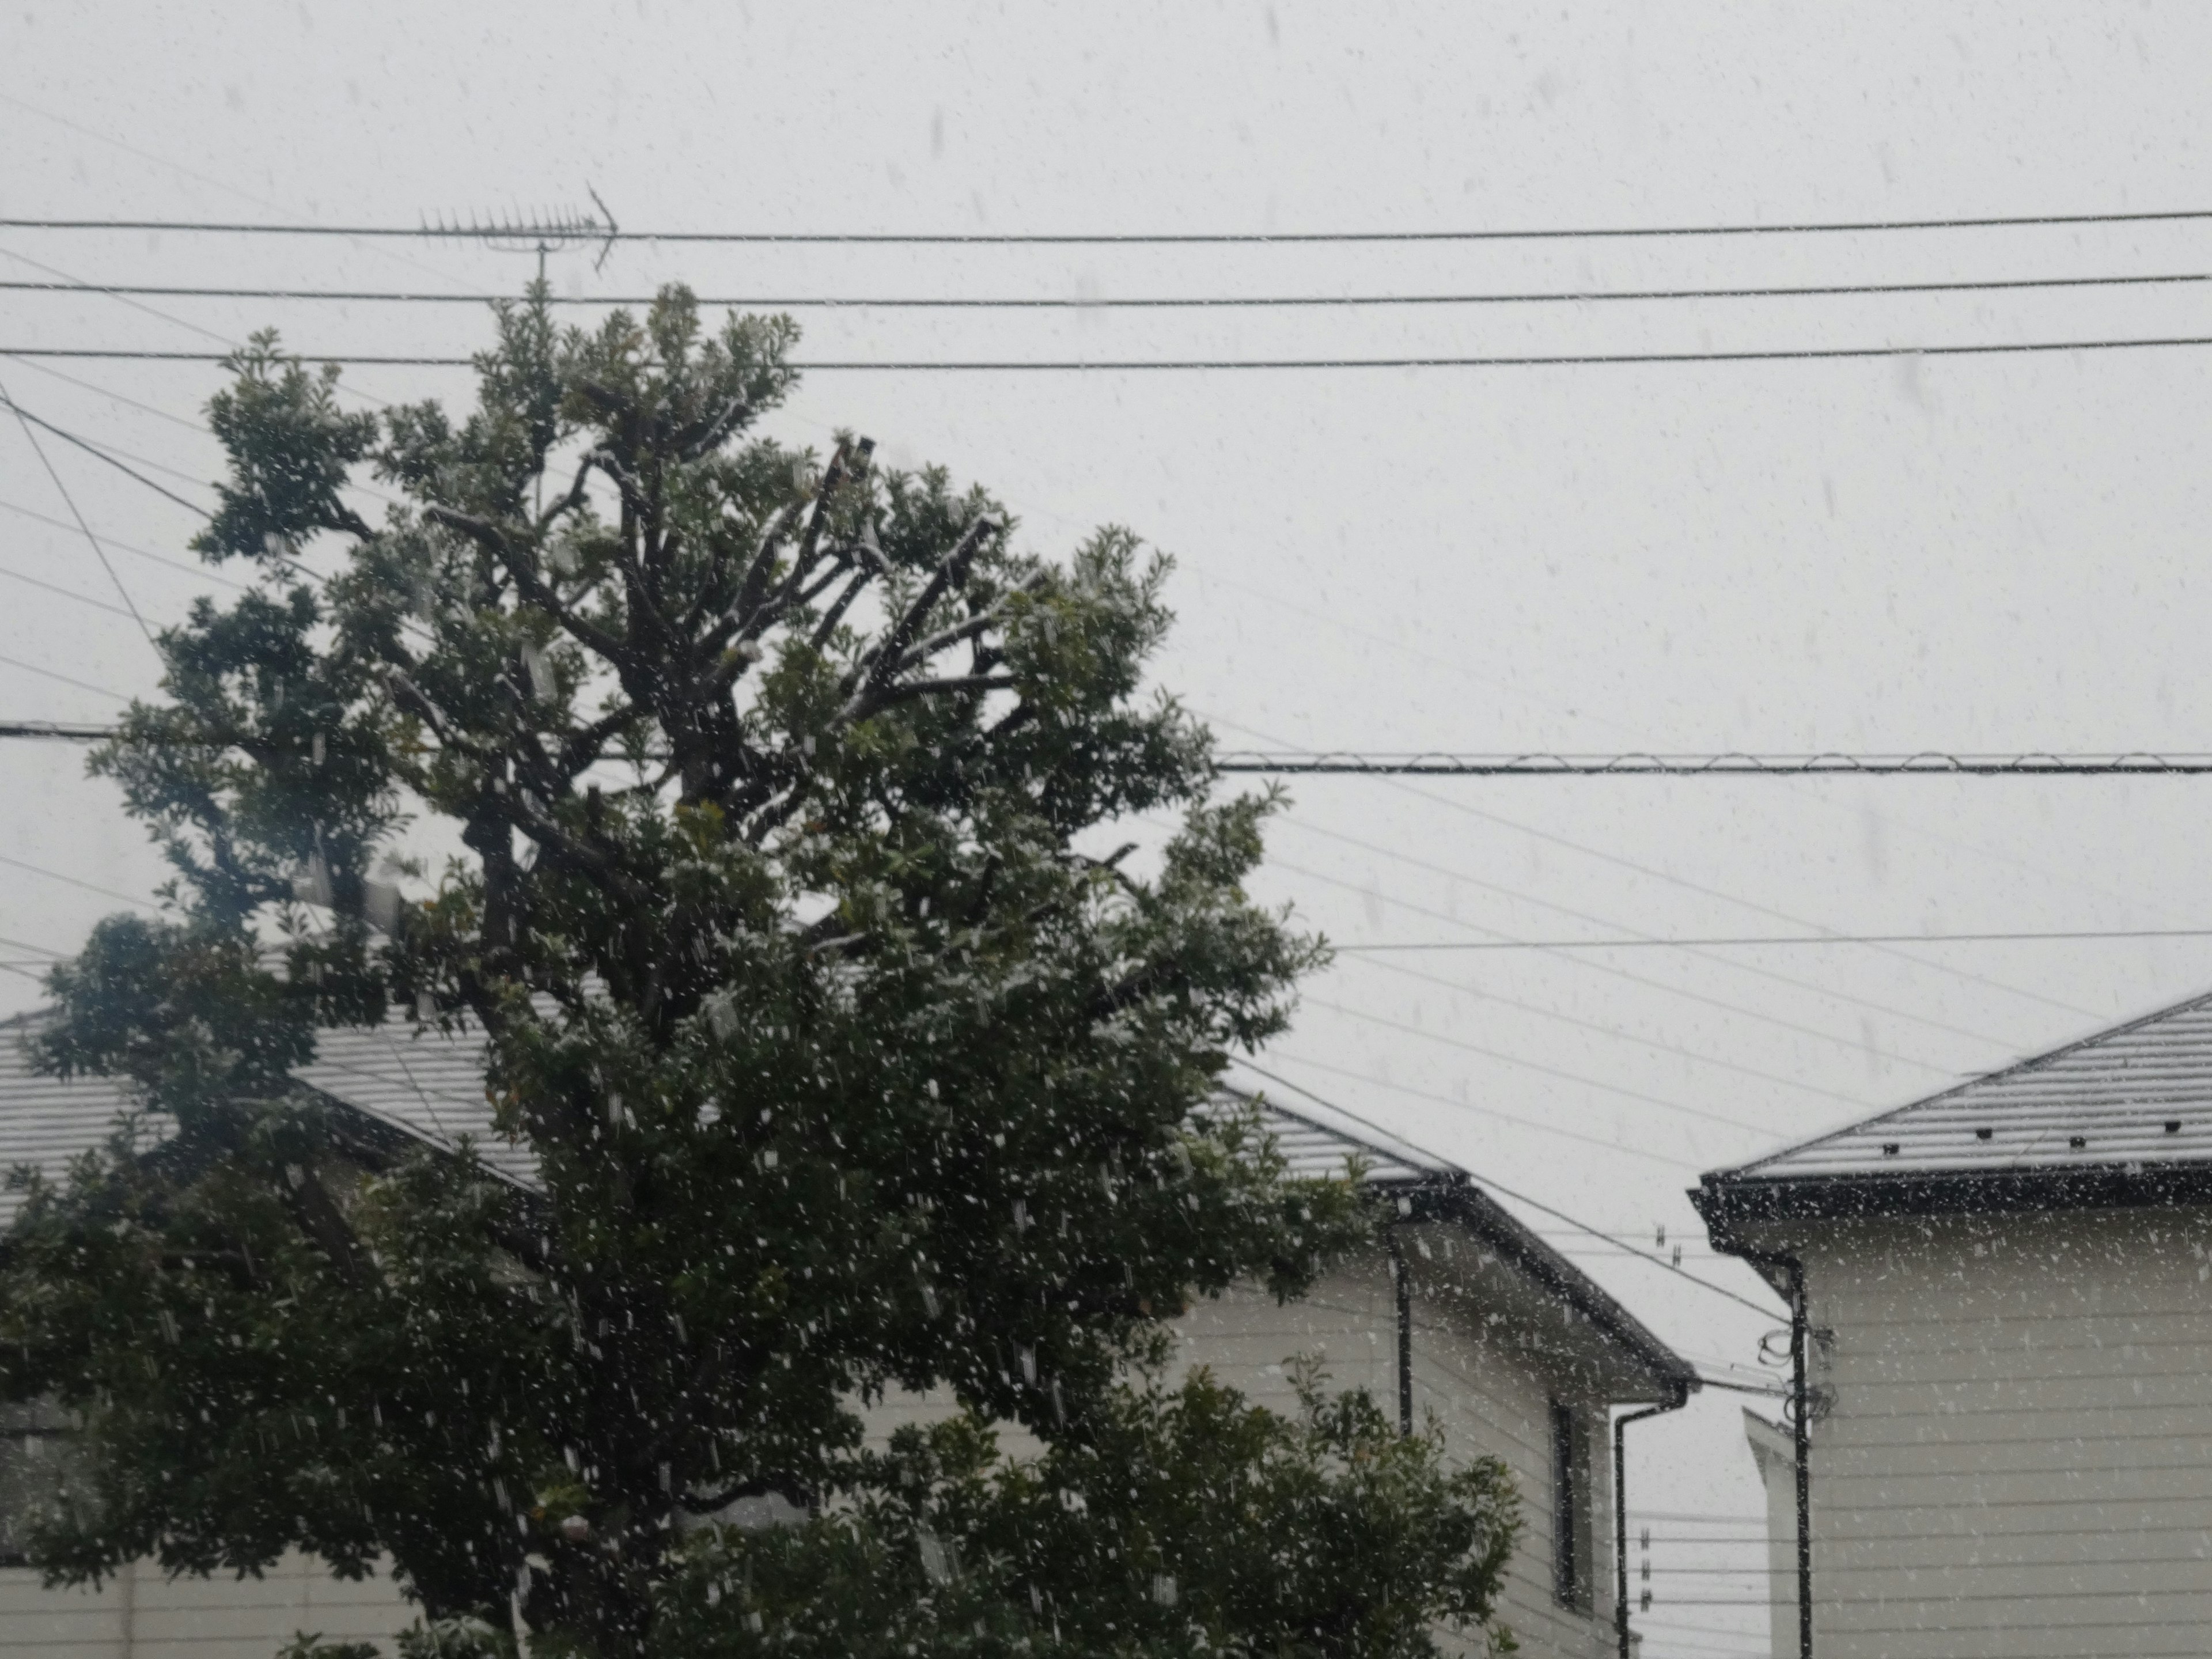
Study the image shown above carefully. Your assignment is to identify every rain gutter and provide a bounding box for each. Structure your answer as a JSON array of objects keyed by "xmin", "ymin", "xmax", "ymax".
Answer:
[{"xmin": 1613, "ymin": 1382, "xmax": 1690, "ymax": 1659}]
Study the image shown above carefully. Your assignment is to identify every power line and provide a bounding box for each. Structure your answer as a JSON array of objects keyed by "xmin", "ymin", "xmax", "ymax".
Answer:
[
  {"xmin": 0, "ymin": 654, "xmax": 130, "ymax": 702},
  {"xmin": 1234, "ymin": 1058, "xmax": 1781, "ymax": 1319},
  {"xmin": 1315, "ymin": 962, "xmax": 1874, "ymax": 1113},
  {"xmin": 0, "ymin": 562, "xmax": 144, "ymax": 621},
  {"xmin": 0, "ymin": 418, "xmax": 219, "ymax": 495},
  {"xmin": 0, "ymin": 353, "xmax": 216, "ymax": 431},
  {"xmin": 0, "ymin": 850, "xmax": 157, "ymax": 910},
  {"xmin": 0, "ymin": 720, "xmax": 125, "ymax": 740},
  {"xmin": 1224, "ymin": 722, "xmax": 2105, "ymax": 1025},
  {"xmin": 18, "ymin": 335, "xmax": 2212, "ymax": 370},
  {"xmin": 1300, "ymin": 991, "xmax": 1819, "ymax": 1129},
  {"xmin": 13, "ymin": 205, "xmax": 2212, "ymax": 242},
  {"xmin": 0, "ymin": 391, "xmax": 214, "ymax": 520},
  {"xmin": 0, "ymin": 380, "xmax": 154, "ymax": 646},
  {"xmin": 1249, "ymin": 1050, "xmax": 1700, "ymax": 1171},
  {"xmin": 11, "ymin": 270, "xmax": 2212, "ymax": 307},
  {"xmin": 1219, "ymin": 751, "xmax": 2212, "ymax": 774},
  {"xmin": 0, "ymin": 497, "xmax": 249, "ymax": 590},
  {"xmin": 1270, "ymin": 828, "xmax": 1997, "ymax": 1057},
  {"xmin": 1337, "ymin": 926, "xmax": 2212, "ymax": 950}
]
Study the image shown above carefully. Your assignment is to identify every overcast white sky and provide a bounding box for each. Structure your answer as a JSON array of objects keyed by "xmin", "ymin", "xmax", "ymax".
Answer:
[{"xmin": 8, "ymin": 6, "xmax": 2212, "ymax": 1650}]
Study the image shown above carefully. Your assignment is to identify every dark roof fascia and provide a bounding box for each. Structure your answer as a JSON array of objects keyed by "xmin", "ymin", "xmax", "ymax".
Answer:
[
  {"xmin": 1389, "ymin": 1172, "xmax": 1698, "ymax": 1396},
  {"xmin": 1695, "ymin": 1157, "xmax": 2212, "ymax": 1236}
]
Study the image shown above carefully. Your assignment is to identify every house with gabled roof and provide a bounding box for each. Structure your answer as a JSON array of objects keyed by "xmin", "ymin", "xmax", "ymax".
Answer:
[
  {"xmin": 1, "ymin": 1006, "xmax": 1693, "ymax": 1658},
  {"xmin": 1694, "ymin": 987, "xmax": 2212, "ymax": 1659}
]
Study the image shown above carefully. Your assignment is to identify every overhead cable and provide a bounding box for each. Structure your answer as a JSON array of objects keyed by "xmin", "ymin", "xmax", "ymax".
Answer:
[
  {"xmin": 1338, "ymin": 926, "xmax": 2212, "ymax": 950},
  {"xmin": 1219, "ymin": 751, "xmax": 2212, "ymax": 774},
  {"xmin": 17, "ymin": 336, "xmax": 2212, "ymax": 369},
  {"xmin": 0, "ymin": 497, "xmax": 249, "ymax": 589},
  {"xmin": 12, "ymin": 205, "xmax": 2212, "ymax": 242},
  {"xmin": 0, "ymin": 850, "xmax": 158, "ymax": 910},
  {"xmin": 1234, "ymin": 1058, "xmax": 1782, "ymax": 1317},
  {"xmin": 10, "ymin": 271, "xmax": 2212, "ymax": 307},
  {"xmin": 0, "ymin": 381, "xmax": 154, "ymax": 645},
  {"xmin": 1270, "ymin": 827, "xmax": 2002, "ymax": 1053},
  {"xmin": 0, "ymin": 392, "xmax": 213, "ymax": 519},
  {"xmin": 0, "ymin": 655, "xmax": 130, "ymax": 701},
  {"xmin": 1251, "ymin": 1050, "xmax": 1700, "ymax": 1171}
]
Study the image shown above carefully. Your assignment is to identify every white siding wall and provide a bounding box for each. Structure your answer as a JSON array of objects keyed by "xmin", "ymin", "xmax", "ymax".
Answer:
[
  {"xmin": 873, "ymin": 1249, "xmax": 1622, "ymax": 1658},
  {"xmin": 1797, "ymin": 1206, "xmax": 2212, "ymax": 1658},
  {"xmin": 0, "ymin": 1551, "xmax": 407, "ymax": 1659},
  {"xmin": 3, "ymin": 1249, "xmax": 1630, "ymax": 1659}
]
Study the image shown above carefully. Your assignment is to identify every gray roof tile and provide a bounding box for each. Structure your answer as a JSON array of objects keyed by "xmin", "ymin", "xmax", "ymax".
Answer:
[{"xmin": 1715, "ymin": 987, "xmax": 2212, "ymax": 1184}]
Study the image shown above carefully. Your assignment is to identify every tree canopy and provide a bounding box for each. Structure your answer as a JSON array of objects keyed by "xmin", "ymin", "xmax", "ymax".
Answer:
[{"xmin": 1, "ymin": 289, "xmax": 1520, "ymax": 1657}]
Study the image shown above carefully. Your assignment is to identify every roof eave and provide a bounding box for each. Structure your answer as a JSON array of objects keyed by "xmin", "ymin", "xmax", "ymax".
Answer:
[
  {"xmin": 1695, "ymin": 1157, "xmax": 2212, "ymax": 1231},
  {"xmin": 1391, "ymin": 1174, "xmax": 1698, "ymax": 1399}
]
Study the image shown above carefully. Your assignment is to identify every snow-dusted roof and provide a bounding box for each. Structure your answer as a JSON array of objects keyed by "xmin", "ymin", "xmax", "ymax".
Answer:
[
  {"xmin": 0, "ymin": 1006, "xmax": 1688, "ymax": 1391},
  {"xmin": 1711, "ymin": 986, "xmax": 2212, "ymax": 1189},
  {"xmin": 1225, "ymin": 1089, "xmax": 1452, "ymax": 1187},
  {"xmin": 0, "ymin": 1008, "xmax": 535, "ymax": 1226}
]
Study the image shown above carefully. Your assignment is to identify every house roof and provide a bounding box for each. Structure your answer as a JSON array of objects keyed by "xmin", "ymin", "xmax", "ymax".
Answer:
[
  {"xmin": 0, "ymin": 1006, "xmax": 1691, "ymax": 1394},
  {"xmin": 0, "ymin": 1007, "xmax": 537, "ymax": 1226},
  {"xmin": 1696, "ymin": 986, "xmax": 2212, "ymax": 1226},
  {"xmin": 1229, "ymin": 1085, "xmax": 1695, "ymax": 1395}
]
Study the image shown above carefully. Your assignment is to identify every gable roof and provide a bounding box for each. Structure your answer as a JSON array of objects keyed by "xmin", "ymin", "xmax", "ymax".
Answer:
[
  {"xmin": 0, "ymin": 1007, "xmax": 1690, "ymax": 1394},
  {"xmin": 1697, "ymin": 986, "xmax": 2212, "ymax": 1225},
  {"xmin": 0, "ymin": 1007, "xmax": 537, "ymax": 1226},
  {"xmin": 1228, "ymin": 1086, "xmax": 1694, "ymax": 1396}
]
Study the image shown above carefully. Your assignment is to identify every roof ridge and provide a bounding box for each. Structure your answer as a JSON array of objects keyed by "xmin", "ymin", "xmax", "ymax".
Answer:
[{"xmin": 1714, "ymin": 982, "xmax": 2212, "ymax": 1181}]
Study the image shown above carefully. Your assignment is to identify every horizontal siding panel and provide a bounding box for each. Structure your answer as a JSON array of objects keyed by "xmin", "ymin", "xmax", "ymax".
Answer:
[
  {"xmin": 1817, "ymin": 1461, "xmax": 2212, "ymax": 1508},
  {"xmin": 1823, "ymin": 1447, "xmax": 2210, "ymax": 1486},
  {"xmin": 1820, "ymin": 1533, "xmax": 2212, "ymax": 1572},
  {"xmin": 1821, "ymin": 1402, "xmax": 2212, "ymax": 1448},
  {"xmin": 1828, "ymin": 1372, "xmax": 2212, "ymax": 1412},
  {"xmin": 1825, "ymin": 1310, "xmax": 2212, "ymax": 1350}
]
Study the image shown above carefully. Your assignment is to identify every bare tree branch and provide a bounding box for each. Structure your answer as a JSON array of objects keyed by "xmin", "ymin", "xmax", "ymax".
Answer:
[
  {"xmin": 838, "ymin": 514, "xmax": 1000, "ymax": 719},
  {"xmin": 426, "ymin": 504, "xmax": 632, "ymax": 666}
]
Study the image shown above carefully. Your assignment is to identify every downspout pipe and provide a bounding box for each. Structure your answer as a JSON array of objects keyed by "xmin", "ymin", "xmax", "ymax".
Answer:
[
  {"xmin": 1613, "ymin": 1384, "xmax": 1690, "ymax": 1659},
  {"xmin": 1738, "ymin": 1245, "xmax": 1812, "ymax": 1659},
  {"xmin": 1386, "ymin": 1230, "xmax": 1412, "ymax": 1434}
]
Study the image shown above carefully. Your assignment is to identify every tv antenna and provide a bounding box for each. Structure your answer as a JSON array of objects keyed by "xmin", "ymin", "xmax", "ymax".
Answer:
[{"xmin": 425, "ymin": 186, "xmax": 619, "ymax": 281}]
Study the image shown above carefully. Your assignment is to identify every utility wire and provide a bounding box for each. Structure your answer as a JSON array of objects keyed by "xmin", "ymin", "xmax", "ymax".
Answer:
[
  {"xmin": 1338, "ymin": 927, "xmax": 2212, "ymax": 950},
  {"xmin": 1254, "ymin": 1049, "xmax": 1701, "ymax": 1171},
  {"xmin": 10, "ymin": 270, "xmax": 2212, "ymax": 306},
  {"xmin": 1, "ymin": 379, "xmax": 154, "ymax": 645},
  {"xmin": 1307, "ymin": 973, "xmax": 1867, "ymax": 1116},
  {"xmin": 0, "ymin": 392, "xmax": 213, "ymax": 519},
  {"xmin": 0, "ymin": 497, "xmax": 249, "ymax": 590},
  {"xmin": 1234, "ymin": 1058, "xmax": 1781, "ymax": 1318},
  {"xmin": 1271, "ymin": 828, "xmax": 1995, "ymax": 1055},
  {"xmin": 1300, "ymin": 991, "xmax": 1810, "ymax": 1129},
  {"xmin": 0, "ymin": 562, "xmax": 142, "ymax": 620},
  {"xmin": 0, "ymin": 851, "xmax": 157, "ymax": 910},
  {"xmin": 1353, "ymin": 767, "xmax": 2102, "ymax": 1022},
  {"xmin": 13, "ymin": 205, "xmax": 2212, "ymax": 241},
  {"xmin": 0, "ymin": 395, "xmax": 222, "ymax": 492},
  {"xmin": 1221, "ymin": 751, "xmax": 2212, "ymax": 774},
  {"xmin": 18, "ymin": 335, "xmax": 2212, "ymax": 369},
  {"xmin": 0, "ymin": 245, "xmax": 235, "ymax": 345},
  {"xmin": 0, "ymin": 654, "xmax": 130, "ymax": 701},
  {"xmin": 1212, "ymin": 710, "xmax": 2105, "ymax": 1024}
]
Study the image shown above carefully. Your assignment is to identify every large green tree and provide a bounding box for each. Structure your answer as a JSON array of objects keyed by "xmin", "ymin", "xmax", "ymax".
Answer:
[{"xmin": 2, "ymin": 290, "xmax": 1518, "ymax": 1657}]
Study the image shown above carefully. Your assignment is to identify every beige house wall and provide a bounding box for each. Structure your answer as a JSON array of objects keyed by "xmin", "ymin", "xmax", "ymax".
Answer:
[
  {"xmin": 877, "ymin": 1239, "xmax": 1630, "ymax": 1659},
  {"xmin": 1752, "ymin": 1205, "xmax": 2212, "ymax": 1658},
  {"xmin": 0, "ymin": 1550, "xmax": 407, "ymax": 1659},
  {"xmin": 3, "ymin": 1238, "xmax": 1643, "ymax": 1659}
]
